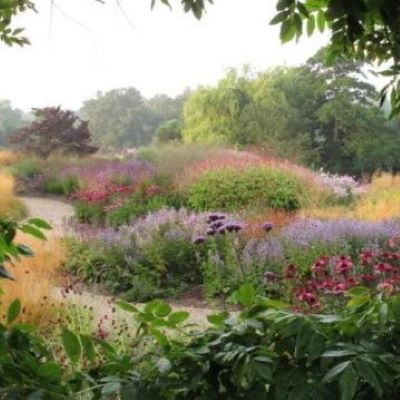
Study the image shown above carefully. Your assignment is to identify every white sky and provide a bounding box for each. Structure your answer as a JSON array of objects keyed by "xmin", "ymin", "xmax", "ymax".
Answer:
[{"xmin": 0, "ymin": 0, "xmax": 329, "ymax": 111}]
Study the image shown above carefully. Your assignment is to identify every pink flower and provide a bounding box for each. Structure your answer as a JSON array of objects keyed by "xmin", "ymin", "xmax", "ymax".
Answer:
[
  {"xmin": 374, "ymin": 262, "xmax": 393, "ymax": 274},
  {"xmin": 296, "ymin": 290, "xmax": 318, "ymax": 306},
  {"xmin": 332, "ymin": 282, "xmax": 347, "ymax": 295},
  {"xmin": 360, "ymin": 250, "xmax": 374, "ymax": 265},
  {"xmin": 311, "ymin": 257, "xmax": 328, "ymax": 275},
  {"xmin": 335, "ymin": 256, "xmax": 353, "ymax": 275},
  {"xmin": 378, "ymin": 281, "xmax": 394, "ymax": 294}
]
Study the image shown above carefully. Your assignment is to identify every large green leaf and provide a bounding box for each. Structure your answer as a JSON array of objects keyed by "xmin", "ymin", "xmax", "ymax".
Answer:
[
  {"xmin": 7, "ymin": 299, "xmax": 21, "ymax": 324},
  {"xmin": 62, "ymin": 328, "xmax": 81, "ymax": 363}
]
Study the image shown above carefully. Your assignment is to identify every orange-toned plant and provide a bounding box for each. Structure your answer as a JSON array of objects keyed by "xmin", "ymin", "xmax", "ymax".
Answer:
[
  {"xmin": 0, "ymin": 170, "xmax": 26, "ymax": 219},
  {"xmin": 0, "ymin": 149, "xmax": 20, "ymax": 166},
  {"xmin": 0, "ymin": 234, "xmax": 65, "ymax": 325}
]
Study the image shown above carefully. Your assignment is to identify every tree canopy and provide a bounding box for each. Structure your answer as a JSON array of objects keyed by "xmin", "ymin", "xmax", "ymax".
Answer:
[
  {"xmin": 182, "ymin": 49, "xmax": 400, "ymax": 177},
  {"xmin": 0, "ymin": 100, "xmax": 26, "ymax": 147},
  {"xmin": 79, "ymin": 88, "xmax": 186, "ymax": 148},
  {"xmin": 9, "ymin": 106, "xmax": 98, "ymax": 158}
]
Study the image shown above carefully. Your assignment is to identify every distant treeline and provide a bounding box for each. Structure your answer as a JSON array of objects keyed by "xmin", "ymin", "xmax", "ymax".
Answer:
[{"xmin": 2, "ymin": 47, "xmax": 400, "ymax": 177}]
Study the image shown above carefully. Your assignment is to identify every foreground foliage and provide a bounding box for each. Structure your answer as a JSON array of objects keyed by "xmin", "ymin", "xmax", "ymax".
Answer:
[{"xmin": 3, "ymin": 283, "xmax": 400, "ymax": 399}]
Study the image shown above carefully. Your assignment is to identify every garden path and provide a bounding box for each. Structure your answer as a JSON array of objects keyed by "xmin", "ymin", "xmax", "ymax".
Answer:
[{"xmin": 20, "ymin": 196, "xmax": 212, "ymax": 325}]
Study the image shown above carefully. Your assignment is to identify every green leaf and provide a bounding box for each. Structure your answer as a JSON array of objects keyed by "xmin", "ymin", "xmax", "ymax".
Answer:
[
  {"xmin": 7, "ymin": 299, "xmax": 21, "ymax": 324},
  {"xmin": 345, "ymin": 286, "xmax": 370, "ymax": 297},
  {"xmin": 115, "ymin": 301, "xmax": 138, "ymax": 313},
  {"xmin": 323, "ymin": 361, "xmax": 352, "ymax": 383},
  {"xmin": 355, "ymin": 360, "xmax": 383, "ymax": 397},
  {"xmin": 149, "ymin": 327, "xmax": 169, "ymax": 346},
  {"xmin": 339, "ymin": 364, "xmax": 358, "ymax": 400},
  {"xmin": 207, "ymin": 314, "xmax": 226, "ymax": 326},
  {"xmin": 16, "ymin": 244, "xmax": 34, "ymax": 257},
  {"xmin": 307, "ymin": 14, "xmax": 315, "ymax": 36},
  {"xmin": 297, "ymin": 2, "xmax": 309, "ymax": 17},
  {"xmin": 270, "ymin": 10, "xmax": 291, "ymax": 25},
  {"xmin": 235, "ymin": 284, "xmax": 256, "ymax": 307},
  {"xmin": 19, "ymin": 224, "xmax": 47, "ymax": 240},
  {"xmin": 168, "ymin": 311, "xmax": 190, "ymax": 325},
  {"xmin": 316, "ymin": 10, "xmax": 325, "ymax": 32},
  {"xmin": 37, "ymin": 362, "xmax": 62, "ymax": 381},
  {"xmin": 280, "ymin": 19, "xmax": 297, "ymax": 42},
  {"xmin": 276, "ymin": 0, "xmax": 294, "ymax": 11},
  {"xmin": 322, "ymin": 350, "xmax": 357, "ymax": 358},
  {"xmin": 0, "ymin": 265, "xmax": 14, "ymax": 280},
  {"xmin": 80, "ymin": 334, "xmax": 96, "ymax": 362},
  {"xmin": 346, "ymin": 295, "xmax": 370, "ymax": 309},
  {"xmin": 102, "ymin": 381, "xmax": 122, "ymax": 397},
  {"xmin": 153, "ymin": 301, "xmax": 172, "ymax": 317},
  {"xmin": 27, "ymin": 218, "xmax": 52, "ymax": 230},
  {"xmin": 62, "ymin": 328, "xmax": 81, "ymax": 363}
]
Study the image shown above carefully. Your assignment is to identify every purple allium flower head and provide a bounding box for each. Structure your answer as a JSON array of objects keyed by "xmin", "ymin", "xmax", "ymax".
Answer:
[
  {"xmin": 225, "ymin": 223, "xmax": 243, "ymax": 233},
  {"xmin": 262, "ymin": 222, "xmax": 274, "ymax": 232},
  {"xmin": 210, "ymin": 220, "xmax": 224, "ymax": 229},
  {"xmin": 193, "ymin": 235, "xmax": 206, "ymax": 245},
  {"xmin": 218, "ymin": 227, "xmax": 226, "ymax": 235},
  {"xmin": 207, "ymin": 213, "xmax": 226, "ymax": 224},
  {"xmin": 206, "ymin": 228, "xmax": 216, "ymax": 236}
]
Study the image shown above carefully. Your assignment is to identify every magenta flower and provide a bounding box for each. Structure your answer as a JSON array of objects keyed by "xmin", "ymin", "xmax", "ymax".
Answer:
[
  {"xmin": 262, "ymin": 222, "xmax": 274, "ymax": 232},
  {"xmin": 374, "ymin": 262, "xmax": 393, "ymax": 274}
]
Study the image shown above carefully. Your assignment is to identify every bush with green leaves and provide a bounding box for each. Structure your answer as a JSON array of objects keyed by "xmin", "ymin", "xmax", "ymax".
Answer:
[
  {"xmin": 187, "ymin": 167, "xmax": 306, "ymax": 211},
  {"xmin": 7, "ymin": 286, "xmax": 397, "ymax": 400}
]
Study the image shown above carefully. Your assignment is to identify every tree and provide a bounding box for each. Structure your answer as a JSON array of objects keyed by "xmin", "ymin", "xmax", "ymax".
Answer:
[
  {"xmin": 8, "ymin": 106, "xmax": 98, "ymax": 158},
  {"xmin": 155, "ymin": 119, "xmax": 182, "ymax": 143},
  {"xmin": 271, "ymin": 48, "xmax": 400, "ymax": 176},
  {"xmin": 0, "ymin": 100, "xmax": 25, "ymax": 147},
  {"xmin": 152, "ymin": 0, "xmax": 400, "ymax": 116},
  {"xmin": 80, "ymin": 88, "xmax": 186, "ymax": 148},
  {"xmin": 182, "ymin": 68, "xmax": 305, "ymax": 159}
]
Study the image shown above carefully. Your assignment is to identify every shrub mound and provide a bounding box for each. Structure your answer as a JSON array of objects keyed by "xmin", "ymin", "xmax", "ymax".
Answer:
[{"xmin": 187, "ymin": 166, "xmax": 306, "ymax": 211}]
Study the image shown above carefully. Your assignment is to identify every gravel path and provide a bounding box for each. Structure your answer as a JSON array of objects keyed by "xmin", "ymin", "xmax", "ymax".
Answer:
[
  {"xmin": 20, "ymin": 196, "xmax": 213, "ymax": 326},
  {"xmin": 20, "ymin": 196, "xmax": 75, "ymax": 237}
]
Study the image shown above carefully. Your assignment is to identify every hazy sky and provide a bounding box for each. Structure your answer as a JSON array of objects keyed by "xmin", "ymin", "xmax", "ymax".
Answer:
[{"xmin": 0, "ymin": 0, "xmax": 328, "ymax": 111}]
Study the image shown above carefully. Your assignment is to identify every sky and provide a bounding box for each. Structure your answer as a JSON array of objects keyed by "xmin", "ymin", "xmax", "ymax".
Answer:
[{"xmin": 0, "ymin": 0, "xmax": 329, "ymax": 111}]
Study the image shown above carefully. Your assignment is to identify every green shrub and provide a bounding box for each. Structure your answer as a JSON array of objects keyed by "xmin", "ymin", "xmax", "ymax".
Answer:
[
  {"xmin": 74, "ymin": 202, "xmax": 105, "ymax": 226},
  {"xmin": 187, "ymin": 166, "xmax": 305, "ymax": 211},
  {"xmin": 106, "ymin": 195, "xmax": 171, "ymax": 227},
  {"xmin": 43, "ymin": 176, "xmax": 79, "ymax": 195},
  {"xmin": 10, "ymin": 157, "xmax": 42, "ymax": 178}
]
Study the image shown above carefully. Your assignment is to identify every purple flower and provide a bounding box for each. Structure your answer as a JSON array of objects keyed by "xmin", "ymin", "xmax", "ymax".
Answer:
[
  {"xmin": 225, "ymin": 223, "xmax": 243, "ymax": 233},
  {"xmin": 207, "ymin": 213, "xmax": 226, "ymax": 224},
  {"xmin": 218, "ymin": 227, "xmax": 226, "ymax": 235},
  {"xmin": 262, "ymin": 222, "xmax": 274, "ymax": 232},
  {"xmin": 206, "ymin": 228, "xmax": 216, "ymax": 236},
  {"xmin": 210, "ymin": 220, "xmax": 224, "ymax": 229},
  {"xmin": 193, "ymin": 235, "xmax": 206, "ymax": 245}
]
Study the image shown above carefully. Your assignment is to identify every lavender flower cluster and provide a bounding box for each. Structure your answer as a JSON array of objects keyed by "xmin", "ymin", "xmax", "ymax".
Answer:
[
  {"xmin": 316, "ymin": 170, "xmax": 365, "ymax": 198},
  {"xmin": 281, "ymin": 218, "xmax": 400, "ymax": 249},
  {"xmin": 72, "ymin": 207, "xmax": 400, "ymax": 271}
]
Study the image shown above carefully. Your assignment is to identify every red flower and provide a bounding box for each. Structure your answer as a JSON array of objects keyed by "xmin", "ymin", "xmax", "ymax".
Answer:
[
  {"xmin": 335, "ymin": 256, "xmax": 353, "ymax": 275},
  {"xmin": 374, "ymin": 262, "xmax": 393, "ymax": 274},
  {"xmin": 360, "ymin": 250, "xmax": 374, "ymax": 265},
  {"xmin": 311, "ymin": 256, "xmax": 328, "ymax": 275},
  {"xmin": 296, "ymin": 290, "xmax": 318, "ymax": 306},
  {"xmin": 284, "ymin": 264, "xmax": 297, "ymax": 279}
]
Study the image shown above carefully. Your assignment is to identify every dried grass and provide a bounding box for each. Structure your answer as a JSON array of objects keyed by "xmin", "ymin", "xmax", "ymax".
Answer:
[
  {"xmin": 0, "ymin": 170, "xmax": 26, "ymax": 219},
  {"xmin": 0, "ymin": 234, "xmax": 65, "ymax": 325}
]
